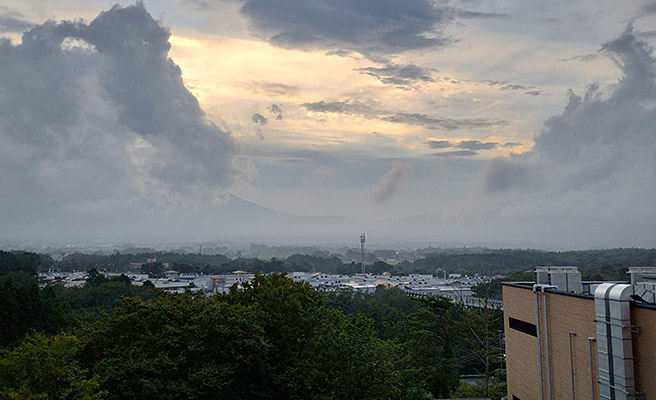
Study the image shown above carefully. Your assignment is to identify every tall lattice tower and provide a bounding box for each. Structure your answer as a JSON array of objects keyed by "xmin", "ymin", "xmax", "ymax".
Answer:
[{"xmin": 360, "ymin": 233, "xmax": 366, "ymax": 274}]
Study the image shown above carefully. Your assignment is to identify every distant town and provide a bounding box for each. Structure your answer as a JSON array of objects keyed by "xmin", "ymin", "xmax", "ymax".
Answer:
[{"xmin": 40, "ymin": 263, "xmax": 500, "ymax": 310}]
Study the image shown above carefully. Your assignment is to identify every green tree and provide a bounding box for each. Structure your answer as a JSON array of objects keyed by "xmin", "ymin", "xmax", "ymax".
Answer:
[
  {"xmin": 58, "ymin": 273, "xmax": 159, "ymax": 321},
  {"xmin": 81, "ymin": 292, "xmax": 270, "ymax": 400},
  {"xmin": 80, "ymin": 273, "xmax": 403, "ymax": 400},
  {"xmin": 451, "ymin": 305, "xmax": 504, "ymax": 397},
  {"xmin": 228, "ymin": 273, "xmax": 400, "ymax": 400},
  {"xmin": 0, "ymin": 278, "xmax": 72, "ymax": 347},
  {"xmin": 86, "ymin": 268, "xmax": 106, "ymax": 287},
  {"xmin": 0, "ymin": 333, "xmax": 105, "ymax": 399},
  {"xmin": 403, "ymin": 296, "xmax": 460, "ymax": 397}
]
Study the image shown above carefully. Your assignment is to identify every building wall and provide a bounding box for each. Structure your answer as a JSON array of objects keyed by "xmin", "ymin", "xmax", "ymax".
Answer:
[
  {"xmin": 632, "ymin": 305, "xmax": 656, "ymax": 397},
  {"xmin": 505, "ymin": 283, "xmax": 656, "ymax": 400},
  {"xmin": 543, "ymin": 290, "xmax": 598, "ymax": 400},
  {"xmin": 503, "ymin": 284, "xmax": 541, "ymax": 400},
  {"xmin": 503, "ymin": 284, "xmax": 600, "ymax": 400}
]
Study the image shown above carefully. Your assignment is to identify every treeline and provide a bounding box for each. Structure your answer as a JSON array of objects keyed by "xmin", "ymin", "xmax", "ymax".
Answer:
[
  {"xmin": 1, "ymin": 250, "xmax": 505, "ymax": 399},
  {"xmin": 415, "ymin": 248, "xmax": 656, "ymax": 275},
  {"xmin": 54, "ymin": 248, "xmax": 656, "ymax": 278},
  {"xmin": 0, "ymin": 251, "xmax": 160, "ymax": 346},
  {"xmin": 58, "ymin": 251, "xmax": 230, "ymax": 273}
]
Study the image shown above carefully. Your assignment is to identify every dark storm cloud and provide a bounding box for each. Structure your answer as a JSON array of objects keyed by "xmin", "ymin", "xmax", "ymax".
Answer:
[
  {"xmin": 457, "ymin": 140, "xmax": 497, "ymax": 150},
  {"xmin": 483, "ymin": 24, "xmax": 656, "ymax": 200},
  {"xmin": 0, "ymin": 4, "xmax": 241, "ymax": 223},
  {"xmin": 426, "ymin": 140, "xmax": 452, "ymax": 149},
  {"xmin": 236, "ymin": 0, "xmax": 455, "ymax": 55},
  {"xmin": 431, "ymin": 150, "xmax": 477, "ymax": 157},
  {"xmin": 357, "ymin": 63, "xmax": 434, "ymax": 86},
  {"xmin": 268, "ymin": 104, "xmax": 283, "ymax": 120},
  {"xmin": 370, "ymin": 162, "xmax": 414, "ymax": 202},
  {"xmin": 252, "ymin": 113, "xmax": 268, "ymax": 124}
]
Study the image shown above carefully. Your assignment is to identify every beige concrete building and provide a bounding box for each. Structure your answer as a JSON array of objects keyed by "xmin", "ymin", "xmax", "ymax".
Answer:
[{"xmin": 503, "ymin": 267, "xmax": 656, "ymax": 400}]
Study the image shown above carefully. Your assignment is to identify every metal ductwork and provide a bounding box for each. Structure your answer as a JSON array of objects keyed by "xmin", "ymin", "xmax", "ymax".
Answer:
[
  {"xmin": 594, "ymin": 283, "xmax": 636, "ymax": 400},
  {"xmin": 536, "ymin": 266, "xmax": 583, "ymax": 294},
  {"xmin": 627, "ymin": 267, "xmax": 656, "ymax": 285}
]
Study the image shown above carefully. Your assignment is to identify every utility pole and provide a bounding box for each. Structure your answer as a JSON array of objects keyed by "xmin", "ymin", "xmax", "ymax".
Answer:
[{"xmin": 360, "ymin": 233, "xmax": 366, "ymax": 274}]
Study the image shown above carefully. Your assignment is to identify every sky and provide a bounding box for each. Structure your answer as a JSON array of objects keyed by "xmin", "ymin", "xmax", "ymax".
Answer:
[{"xmin": 1, "ymin": 0, "xmax": 656, "ymax": 249}]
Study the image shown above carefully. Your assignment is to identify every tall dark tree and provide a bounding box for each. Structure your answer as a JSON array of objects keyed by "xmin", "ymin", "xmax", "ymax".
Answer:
[{"xmin": 0, "ymin": 278, "xmax": 72, "ymax": 347}]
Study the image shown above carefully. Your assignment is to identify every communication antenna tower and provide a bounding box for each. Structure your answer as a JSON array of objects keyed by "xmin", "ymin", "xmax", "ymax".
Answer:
[{"xmin": 360, "ymin": 233, "xmax": 366, "ymax": 274}]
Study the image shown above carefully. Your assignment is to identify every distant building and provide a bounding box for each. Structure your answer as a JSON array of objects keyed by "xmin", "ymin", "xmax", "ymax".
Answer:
[
  {"xmin": 503, "ymin": 266, "xmax": 656, "ymax": 400},
  {"xmin": 211, "ymin": 275, "xmax": 227, "ymax": 292},
  {"xmin": 164, "ymin": 270, "xmax": 179, "ymax": 280}
]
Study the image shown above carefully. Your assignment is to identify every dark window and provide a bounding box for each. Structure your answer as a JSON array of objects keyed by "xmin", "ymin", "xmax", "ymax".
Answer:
[
  {"xmin": 509, "ymin": 317, "xmax": 537, "ymax": 337},
  {"xmin": 512, "ymin": 396, "xmax": 521, "ymax": 400}
]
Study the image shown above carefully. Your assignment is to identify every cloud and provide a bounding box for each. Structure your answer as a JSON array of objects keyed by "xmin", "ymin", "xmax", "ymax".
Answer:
[
  {"xmin": 426, "ymin": 140, "xmax": 452, "ymax": 149},
  {"xmin": 307, "ymin": 165, "xmax": 337, "ymax": 183},
  {"xmin": 638, "ymin": 30, "xmax": 656, "ymax": 39},
  {"xmin": 252, "ymin": 113, "xmax": 268, "ymax": 124},
  {"xmin": 641, "ymin": 1, "xmax": 656, "ymax": 15},
  {"xmin": 432, "ymin": 150, "xmax": 477, "ymax": 157},
  {"xmin": 301, "ymin": 99, "xmax": 507, "ymax": 130},
  {"xmin": 236, "ymin": 0, "xmax": 455, "ymax": 56},
  {"xmin": 502, "ymin": 142, "xmax": 522, "ymax": 148},
  {"xmin": 369, "ymin": 162, "xmax": 414, "ymax": 202},
  {"xmin": 357, "ymin": 63, "xmax": 434, "ymax": 87},
  {"xmin": 302, "ymin": 100, "xmax": 507, "ymax": 130},
  {"xmin": 482, "ymin": 23, "xmax": 656, "ymax": 224},
  {"xmin": 484, "ymin": 80, "xmax": 535, "ymax": 92},
  {"xmin": 559, "ymin": 54, "xmax": 599, "ymax": 62},
  {"xmin": 0, "ymin": 3, "xmax": 242, "ymax": 224},
  {"xmin": 247, "ymin": 81, "xmax": 299, "ymax": 96},
  {"xmin": 325, "ymin": 49, "xmax": 352, "ymax": 57},
  {"xmin": 268, "ymin": 104, "xmax": 283, "ymax": 120},
  {"xmin": 0, "ymin": 8, "xmax": 32, "ymax": 32},
  {"xmin": 456, "ymin": 10, "xmax": 510, "ymax": 19},
  {"xmin": 302, "ymin": 100, "xmax": 372, "ymax": 114},
  {"xmin": 457, "ymin": 140, "xmax": 497, "ymax": 150},
  {"xmin": 482, "ymin": 158, "xmax": 533, "ymax": 193},
  {"xmin": 382, "ymin": 112, "xmax": 507, "ymax": 130}
]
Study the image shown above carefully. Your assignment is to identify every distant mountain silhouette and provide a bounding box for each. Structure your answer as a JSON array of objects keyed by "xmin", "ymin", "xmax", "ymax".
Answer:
[{"xmin": 198, "ymin": 195, "xmax": 436, "ymax": 244}]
